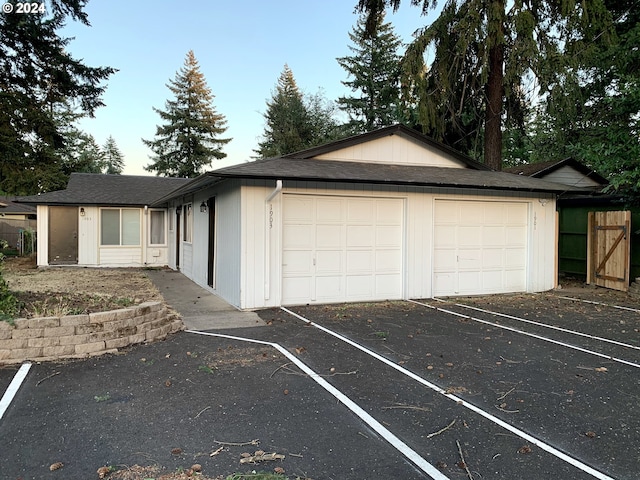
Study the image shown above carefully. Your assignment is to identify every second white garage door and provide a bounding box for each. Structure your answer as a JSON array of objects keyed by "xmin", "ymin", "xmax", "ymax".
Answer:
[
  {"xmin": 282, "ymin": 195, "xmax": 403, "ymax": 305},
  {"xmin": 433, "ymin": 199, "xmax": 528, "ymax": 296}
]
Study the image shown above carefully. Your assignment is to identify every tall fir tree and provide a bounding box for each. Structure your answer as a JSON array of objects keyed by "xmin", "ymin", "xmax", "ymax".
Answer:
[
  {"xmin": 0, "ymin": 0, "xmax": 115, "ymax": 194},
  {"xmin": 337, "ymin": 12, "xmax": 404, "ymax": 134},
  {"xmin": 143, "ymin": 50, "xmax": 231, "ymax": 177},
  {"xmin": 102, "ymin": 135, "xmax": 124, "ymax": 174},
  {"xmin": 356, "ymin": 0, "xmax": 614, "ymax": 170},
  {"xmin": 255, "ymin": 65, "xmax": 338, "ymax": 158}
]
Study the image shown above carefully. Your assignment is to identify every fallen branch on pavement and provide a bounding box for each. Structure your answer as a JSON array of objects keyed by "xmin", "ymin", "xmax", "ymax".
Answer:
[
  {"xmin": 456, "ymin": 440, "xmax": 474, "ymax": 480},
  {"xmin": 427, "ymin": 419, "xmax": 456, "ymax": 439},
  {"xmin": 239, "ymin": 452, "xmax": 285, "ymax": 464},
  {"xmin": 214, "ymin": 439, "xmax": 260, "ymax": 447}
]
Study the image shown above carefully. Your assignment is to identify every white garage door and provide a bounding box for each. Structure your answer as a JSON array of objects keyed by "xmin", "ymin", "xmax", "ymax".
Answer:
[
  {"xmin": 282, "ymin": 195, "xmax": 403, "ymax": 305},
  {"xmin": 433, "ymin": 200, "xmax": 528, "ymax": 296}
]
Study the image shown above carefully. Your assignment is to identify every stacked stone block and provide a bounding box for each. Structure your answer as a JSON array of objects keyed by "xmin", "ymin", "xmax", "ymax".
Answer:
[{"xmin": 0, "ymin": 301, "xmax": 184, "ymax": 364}]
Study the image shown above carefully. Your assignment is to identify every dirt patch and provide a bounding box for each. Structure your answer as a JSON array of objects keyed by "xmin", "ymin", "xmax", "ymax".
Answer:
[{"xmin": 2, "ymin": 256, "xmax": 164, "ymax": 318}]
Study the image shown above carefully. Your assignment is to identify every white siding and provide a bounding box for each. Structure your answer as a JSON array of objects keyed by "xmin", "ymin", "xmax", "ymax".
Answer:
[
  {"xmin": 541, "ymin": 166, "xmax": 602, "ymax": 189},
  {"xmin": 237, "ymin": 181, "xmax": 557, "ymax": 309},
  {"xmin": 313, "ymin": 135, "xmax": 467, "ymax": 168},
  {"xmin": 36, "ymin": 205, "xmax": 49, "ymax": 267},
  {"xmin": 78, "ymin": 206, "xmax": 98, "ymax": 265},
  {"xmin": 99, "ymin": 247, "xmax": 142, "ymax": 266}
]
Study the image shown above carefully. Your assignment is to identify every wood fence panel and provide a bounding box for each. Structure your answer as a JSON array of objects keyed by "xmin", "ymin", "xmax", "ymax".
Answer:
[{"xmin": 588, "ymin": 210, "xmax": 631, "ymax": 291}]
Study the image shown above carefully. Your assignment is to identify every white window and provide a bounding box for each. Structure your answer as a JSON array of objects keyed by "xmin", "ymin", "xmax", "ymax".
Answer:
[
  {"xmin": 149, "ymin": 210, "xmax": 166, "ymax": 245},
  {"xmin": 101, "ymin": 208, "xmax": 140, "ymax": 246},
  {"xmin": 183, "ymin": 204, "xmax": 192, "ymax": 243}
]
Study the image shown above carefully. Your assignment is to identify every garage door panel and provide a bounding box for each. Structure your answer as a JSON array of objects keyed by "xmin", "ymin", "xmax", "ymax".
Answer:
[
  {"xmin": 316, "ymin": 250, "xmax": 342, "ymax": 273},
  {"xmin": 285, "ymin": 197, "xmax": 314, "ymax": 221},
  {"xmin": 347, "ymin": 199, "xmax": 374, "ymax": 223},
  {"xmin": 316, "ymin": 225, "xmax": 343, "ymax": 247},
  {"xmin": 316, "ymin": 198, "xmax": 343, "ymax": 222},
  {"xmin": 283, "ymin": 225, "xmax": 313, "ymax": 248},
  {"xmin": 282, "ymin": 251, "xmax": 313, "ymax": 274},
  {"xmin": 346, "ymin": 225, "xmax": 374, "ymax": 247},
  {"xmin": 459, "ymin": 226, "xmax": 482, "ymax": 246},
  {"xmin": 376, "ymin": 225, "xmax": 402, "ymax": 247},
  {"xmin": 315, "ymin": 276, "xmax": 342, "ymax": 300},
  {"xmin": 376, "ymin": 250, "xmax": 402, "ymax": 271},
  {"xmin": 482, "ymin": 249, "xmax": 504, "ymax": 269},
  {"xmin": 346, "ymin": 250, "xmax": 373, "ymax": 273},
  {"xmin": 434, "ymin": 200, "xmax": 528, "ymax": 296},
  {"xmin": 283, "ymin": 195, "xmax": 403, "ymax": 305},
  {"xmin": 346, "ymin": 275, "xmax": 374, "ymax": 298},
  {"xmin": 282, "ymin": 277, "xmax": 312, "ymax": 303},
  {"xmin": 376, "ymin": 274, "xmax": 402, "ymax": 296}
]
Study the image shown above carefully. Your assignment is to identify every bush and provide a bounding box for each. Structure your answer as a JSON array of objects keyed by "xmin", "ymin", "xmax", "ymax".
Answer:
[{"xmin": 0, "ymin": 241, "xmax": 18, "ymax": 321}]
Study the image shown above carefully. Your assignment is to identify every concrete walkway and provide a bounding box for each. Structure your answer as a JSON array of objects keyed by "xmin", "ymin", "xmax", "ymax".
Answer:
[{"xmin": 145, "ymin": 269, "xmax": 264, "ymax": 330}]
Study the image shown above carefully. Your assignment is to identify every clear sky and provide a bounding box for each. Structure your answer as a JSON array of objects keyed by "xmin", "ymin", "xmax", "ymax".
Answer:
[{"xmin": 62, "ymin": 1, "xmax": 435, "ymax": 176}]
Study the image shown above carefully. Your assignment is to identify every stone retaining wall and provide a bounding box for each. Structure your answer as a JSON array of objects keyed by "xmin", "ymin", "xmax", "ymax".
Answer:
[{"xmin": 0, "ymin": 301, "xmax": 184, "ymax": 364}]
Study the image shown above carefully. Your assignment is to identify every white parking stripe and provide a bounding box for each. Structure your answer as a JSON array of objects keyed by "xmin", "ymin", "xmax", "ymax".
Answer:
[
  {"xmin": 0, "ymin": 362, "xmax": 32, "ymax": 422},
  {"xmin": 411, "ymin": 300, "xmax": 640, "ymax": 370},
  {"xmin": 186, "ymin": 330, "xmax": 449, "ymax": 480},
  {"xmin": 556, "ymin": 295, "xmax": 640, "ymax": 314},
  {"xmin": 436, "ymin": 299, "xmax": 640, "ymax": 351},
  {"xmin": 280, "ymin": 307, "xmax": 616, "ymax": 480}
]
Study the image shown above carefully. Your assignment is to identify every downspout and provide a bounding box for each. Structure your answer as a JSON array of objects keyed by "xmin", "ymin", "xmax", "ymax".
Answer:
[
  {"xmin": 142, "ymin": 205, "xmax": 148, "ymax": 266},
  {"xmin": 264, "ymin": 180, "xmax": 283, "ymax": 300}
]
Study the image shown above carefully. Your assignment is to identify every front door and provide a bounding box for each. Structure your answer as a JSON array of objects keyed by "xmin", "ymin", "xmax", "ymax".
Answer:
[{"xmin": 48, "ymin": 206, "xmax": 78, "ymax": 265}]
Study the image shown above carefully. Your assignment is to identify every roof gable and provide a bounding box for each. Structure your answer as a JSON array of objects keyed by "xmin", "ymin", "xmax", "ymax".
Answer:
[
  {"xmin": 505, "ymin": 158, "xmax": 607, "ymax": 190},
  {"xmin": 285, "ymin": 124, "xmax": 491, "ymax": 170}
]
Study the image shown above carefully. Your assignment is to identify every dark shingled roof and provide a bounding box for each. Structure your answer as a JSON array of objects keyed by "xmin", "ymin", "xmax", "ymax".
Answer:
[
  {"xmin": 17, "ymin": 173, "xmax": 191, "ymax": 206},
  {"xmin": 184, "ymin": 157, "xmax": 581, "ymax": 194},
  {"xmin": 0, "ymin": 196, "xmax": 36, "ymax": 215}
]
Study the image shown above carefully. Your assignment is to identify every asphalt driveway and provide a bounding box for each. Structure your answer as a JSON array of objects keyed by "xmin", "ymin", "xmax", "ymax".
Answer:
[{"xmin": 1, "ymin": 286, "xmax": 638, "ymax": 479}]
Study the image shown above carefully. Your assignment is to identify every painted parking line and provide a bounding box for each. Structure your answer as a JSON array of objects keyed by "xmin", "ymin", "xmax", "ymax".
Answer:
[
  {"xmin": 280, "ymin": 307, "xmax": 615, "ymax": 480},
  {"xmin": 556, "ymin": 295, "xmax": 640, "ymax": 314},
  {"xmin": 410, "ymin": 300, "xmax": 640, "ymax": 370},
  {"xmin": 433, "ymin": 298, "xmax": 640, "ymax": 352},
  {"xmin": 0, "ymin": 363, "xmax": 32, "ymax": 422},
  {"xmin": 185, "ymin": 330, "xmax": 448, "ymax": 480}
]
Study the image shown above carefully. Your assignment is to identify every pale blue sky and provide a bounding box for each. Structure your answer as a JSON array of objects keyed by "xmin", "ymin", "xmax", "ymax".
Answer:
[{"xmin": 63, "ymin": 1, "xmax": 435, "ymax": 175}]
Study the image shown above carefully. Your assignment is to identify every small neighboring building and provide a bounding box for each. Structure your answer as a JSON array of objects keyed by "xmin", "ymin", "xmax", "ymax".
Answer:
[
  {"xmin": 154, "ymin": 125, "xmax": 583, "ymax": 310},
  {"xmin": 17, "ymin": 174, "xmax": 190, "ymax": 266},
  {"xmin": 0, "ymin": 196, "xmax": 37, "ymax": 250},
  {"xmin": 505, "ymin": 158, "xmax": 608, "ymax": 191}
]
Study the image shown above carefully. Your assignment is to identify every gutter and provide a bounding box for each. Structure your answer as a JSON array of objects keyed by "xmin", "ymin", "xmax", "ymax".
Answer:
[{"xmin": 264, "ymin": 180, "xmax": 282, "ymax": 301}]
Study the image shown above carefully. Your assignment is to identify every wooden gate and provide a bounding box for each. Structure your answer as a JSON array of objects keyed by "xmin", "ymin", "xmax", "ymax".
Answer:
[{"xmin": 587, "ymin": 210, "xmax": 631, "ymax": 291}]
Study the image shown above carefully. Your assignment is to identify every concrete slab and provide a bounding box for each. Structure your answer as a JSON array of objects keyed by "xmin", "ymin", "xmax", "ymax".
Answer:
[{"xmin": 145, "ymin": 269, "xmax": 264, "ymax": 330}]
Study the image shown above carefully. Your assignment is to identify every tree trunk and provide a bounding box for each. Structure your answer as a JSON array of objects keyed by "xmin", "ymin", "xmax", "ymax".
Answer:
[{"xmin": 484, "ymin": 0, "xmax": 505, "ymax": 171}]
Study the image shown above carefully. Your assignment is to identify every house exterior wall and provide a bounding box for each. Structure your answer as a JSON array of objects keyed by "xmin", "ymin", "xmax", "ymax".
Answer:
[
  {"xmin": 169, "ymin": 180, "xmax": 242, "ymax": 307},
  {"xmin": 313, "ymin": 135, "xmax": 468, "ymax": 168},
  {"xmin": 233, "ymin": 180, "xmax": 557, "ymax": 309},
  {"xmin": 37, "ymin": 205, "xmax": 170, "ymax": 268}
]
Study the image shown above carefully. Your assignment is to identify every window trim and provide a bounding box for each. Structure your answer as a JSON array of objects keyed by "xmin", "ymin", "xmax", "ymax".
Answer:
[
  {"xmin": 148, "ymin": 209, "xmax": 167, "ymax": 246},
  {"xmin": 99, "ymin": 207, "xmax": 141, "ymax": 247},
  {"xmin": 182, "ymin": 203, "xmax": 193, "ymax": 243}
]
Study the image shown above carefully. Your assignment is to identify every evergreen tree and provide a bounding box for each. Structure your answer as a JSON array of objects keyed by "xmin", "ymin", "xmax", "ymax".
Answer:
[
  {"xmin": 356, "ymin": 0, "xmax": 614, "ymax": 170},
  {"xmin": 143, "ymin": 50, "xmax": 231, "ymax": 177},
  {"xmin": 337, "ymin": 12, "xmax": 404, "ymax": 134},
  {"xmin": 255, "ymin": 65, "xmax": 339, "ymax": 157},
  {"xmin": 531, "ymin": 0, "xmax": 640, "ymax": 197},
  {"xmin": 0, "ymin": 0, "xmax": 115, "ymax": 194},
  {"xmin": 102, "ymin": 135, "xmax": 124, "ymax": 174}
]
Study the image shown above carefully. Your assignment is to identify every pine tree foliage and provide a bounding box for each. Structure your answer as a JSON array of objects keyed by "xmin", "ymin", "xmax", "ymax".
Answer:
[
  {"xmin": 102, "ymin": 135, "xmax": 124, "ymax": 174},
  {"xmin": 337, "ymin": 13, "xmax": 404, "ymax": 134},
  {"xmin": 143, "ymin": 50, "xmax": 231, "ymax": 178},
  {"xmin": 356, "ymin": 0, "xmax": 614, "ymax": 171},
  {"xmin": 255, "ymin": 65, "xmax": 339, "ymax": 158},
  {"xmin": 531, "ymin": 0, "xmax": 640, "ymax": 197},
  {"xmin": 0, "ymin": 0, "xmax": 115, "ymax": 194}
]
